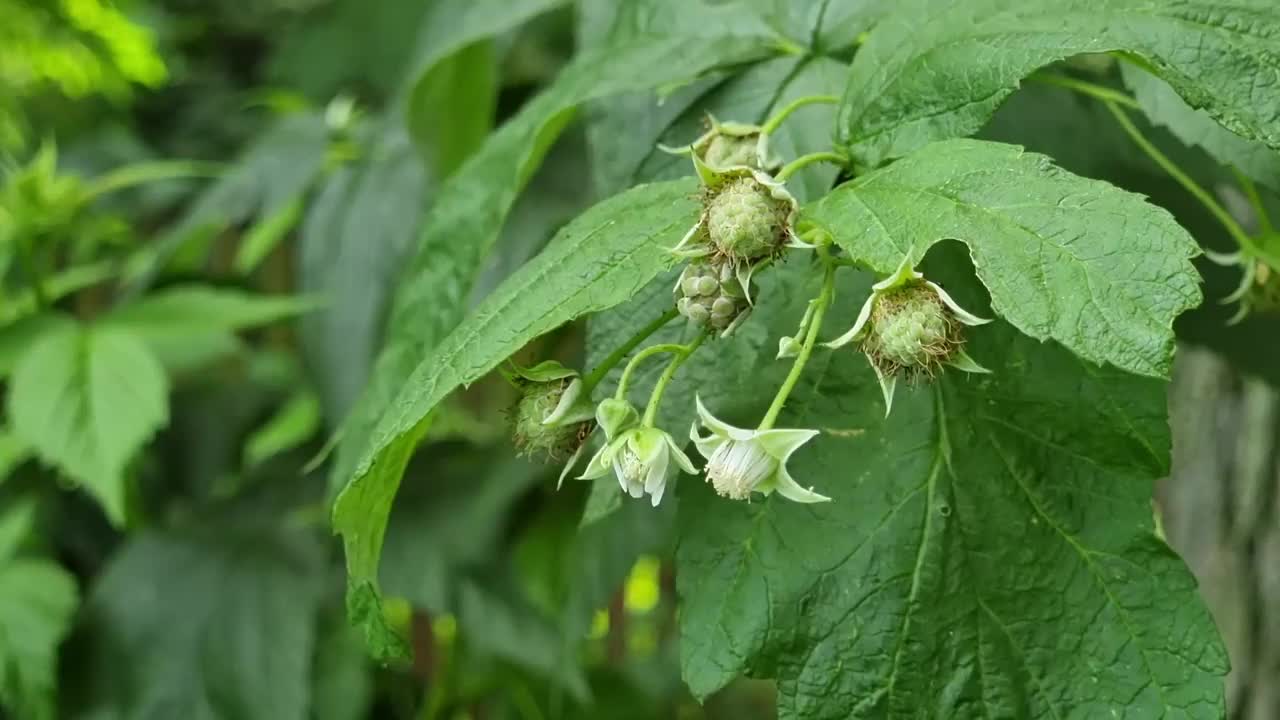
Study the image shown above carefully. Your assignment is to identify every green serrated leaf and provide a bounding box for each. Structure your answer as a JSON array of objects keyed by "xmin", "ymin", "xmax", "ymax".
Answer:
[
  {"xmin": 1123, "ymin": 64, "xmax": 1280, "ymax": 192},
  {"xmin": 803, "ymin": 139, "xmax": 1202, "ymax": 378},
  {"xmin": 299, "ymin": 120, "xmax": 430, "ymax": 422},
  {"xmin": 102, "ymin": 285, "xmax": 317, "ymax": 372},
  {"xmin": 80, "ymin": 521, "xmax": 324, "ymax": 720},
  {"xmin": 404, "ymin": 0, "xmax": 568, "ymax": 157},
  {"xmin": 8, "ymin": 323, "xmax": 168, "ymax": 524},
  {"xmin": 0, "ymin": 558, "xmax": 77, "ymax": 720},
  {"xmin": 0, "ymin": 312, "xmax": 74, "ymax": 379},
  {"xmin": 330, "ymin": 35, "xmax": 777, "ymax": 517},
  {"xmin": 678, "ymin": 313, "xmax": 1227, "ymax": 718},
  {"xmin": 333, "ymin": 178, "xmax": 699, "ymax": 657},
  {"xmin": 243, "ymin": 388, "xmax": 322, "ymax": 468},
  {"xmin": 840, "ymin": 0, "xmax": 1280, "ymax": 167}
]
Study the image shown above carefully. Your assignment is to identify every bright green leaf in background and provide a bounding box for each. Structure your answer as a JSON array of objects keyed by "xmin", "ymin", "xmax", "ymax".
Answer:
[
  {"xmin": 8, "ymin": 323, "xmax": 168, "ymax": 524},
  {"xmin": 839, "ymin": 0, "xmax": 1280, "ymax": 167},
  {"xmin": 803, "ymin": 139, "xmax": 1202, "ymax": 378},
  {"xmin": 678, "ymin": 307, "xmax": 1228, "ymax": 718},
  {"xmin": 0, "ymin": 501, "xmax": 78, "ymax": 720}
]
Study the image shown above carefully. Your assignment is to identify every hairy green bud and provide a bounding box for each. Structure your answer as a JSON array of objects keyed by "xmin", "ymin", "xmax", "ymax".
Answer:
[
  {"xmin": 1249, "ymin": 261, "xmax": 1280, "ymax": 314},
  {"xmin": 511, "ymin": 377, "xmax": 592, "ymax": 461},
  {"xmin": 864, "ymin": 285, "xmax": 958, "ymax": 375}
]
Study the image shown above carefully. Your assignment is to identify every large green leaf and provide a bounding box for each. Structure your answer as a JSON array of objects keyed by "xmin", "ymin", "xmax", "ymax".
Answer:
[
  {"xmin": 402, "ymin": 0, "xmax": 568, "ymax": 160},
  {"xmin": 677, "ymin": 305, "xmax": 1227, "ymax": 717},
  {"xmin": 333, "ymin": 178, "xmax": 700, "ymax": 657},
  {"xmin": 330, "ymin": 34, "xmax": 776, "ymax": 505},
  {"xmin": 0, "ymin": 559, "xmax": 78, "ymax": 720},
  {"xmin": 298, "ymin": 121, "xmax": 430, "ymax": 423},
  {"xmin": 802, "ymin": 139, "xmax": 1201, "ymax": 378},
  {"xmin": 100, "ymin": 285, "xmax": 316, "ymax": 373},
  {"xmin": 8, "ymin": 323, "xmax": 168, "ymax": 524},
  {"xmin": 839, "ymin": 0, "xmax": 1280, "ymax": 167},
  {"xmin": 78, "ymin": 521, "xmax": 324, "ymax": 720},
  {"xmin": 1122, "ymin": 63, "xmax": 1280, "ymax": 192}
]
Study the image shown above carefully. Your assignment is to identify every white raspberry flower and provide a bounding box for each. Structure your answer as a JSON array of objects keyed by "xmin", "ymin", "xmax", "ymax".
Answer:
[{"xmin": 689, "ymin": 397, "xmax": 828, "ymax": 504}]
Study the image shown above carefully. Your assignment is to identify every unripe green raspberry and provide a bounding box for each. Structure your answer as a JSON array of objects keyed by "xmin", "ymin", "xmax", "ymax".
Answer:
[
  {"xmin": 512, "ymin": 379, "xmax": 592, "ymax": 461},
  {"xmin": 675, "ymin": 261, "xmax": 751, "ymax": 332},
  {"xmin": 706, "ymin": 178, "xmax": 787, "ymax": 260},
  {"xmin": 865, "ymin": 285, "xmax": 958, "ymax": 375},
  {"xmin": 704, "ymin": 133, "xmax": 762, "ymax": 170}
]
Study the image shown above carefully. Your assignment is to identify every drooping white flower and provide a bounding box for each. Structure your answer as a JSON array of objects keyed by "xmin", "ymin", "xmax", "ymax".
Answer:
[
  {"xmin": 688, "ymin": 397, "xmax": 828, "ymax": 503},
  {"xmin": 579, "ymin": 425, "xmax": 696, "ymax": 507}
]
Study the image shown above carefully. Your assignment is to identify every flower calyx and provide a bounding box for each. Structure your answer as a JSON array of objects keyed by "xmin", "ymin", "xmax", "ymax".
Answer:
[
  {"xmin": 1206, "ymin": 249, "xmax": 1280, "ymax": 323},
  {"xmin": 824, "ymin": 258, "xmax": 991, "ymax": 416},
  {"xmin": 689, "ymin": 397, "xmax": 828, "ymax": 504},
  {"xmin": 674, "ymin": 258, "xmax": 753, "ymax": 336},
  {"xmin": 658, "ymin": 114, "xmax": 780, "ymax": 172}
]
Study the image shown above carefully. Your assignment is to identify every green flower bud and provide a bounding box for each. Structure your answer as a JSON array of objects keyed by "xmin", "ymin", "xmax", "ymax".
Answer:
[
  {"xmin": 704, "ymin": 132, "xmax": 762, "ymax": 170},
  {"xmin": 675, "ymin": 260, "xmax": 752, "ymax": 334},
  {"xmin": 657, "ymin": 114, "xmax": 778, "ymax": 172}
]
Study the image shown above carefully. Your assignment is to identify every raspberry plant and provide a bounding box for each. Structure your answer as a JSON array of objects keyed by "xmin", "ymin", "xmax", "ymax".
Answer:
[{"xmin": 5, "ymin": 0, "xmax": 1280, "ymax": 718}]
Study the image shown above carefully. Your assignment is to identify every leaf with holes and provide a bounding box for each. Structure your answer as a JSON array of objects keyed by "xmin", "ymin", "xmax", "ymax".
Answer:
[{"xmin": 802, "ymin": 139, "xmax": 1202, "ymax": 378}]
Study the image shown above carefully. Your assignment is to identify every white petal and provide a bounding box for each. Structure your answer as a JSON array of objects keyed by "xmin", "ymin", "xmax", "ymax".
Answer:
[
  {"xmin": 873, "ymin": 256, "xmax": 922, "ymax": 291},
  {"xmin": 871, "ymin": 361, "xmax": 898, "ymax": 418},
  {"xmin": 1226, "ymin": 300, "xmax": 1251, "ymax": 325},
  {"xmin": 926, "ymin": 281, "xmax": 991, "ymax": 326},
  {"xmin": 770, "ymin": 466, "xmax": 831, "ymax": 503},
  {"xmin": 823, "ymin": 295, "xmax": 876, "ymax": 349},
  {"xmin": 754, "ymin": 428, "xmax": 819, "ymax": 463},
  {"xmin": 947, "ymin": 349, "xmax": 992, "ymax": 374},
  {"xmin": 777, "ymin": 335, "xmax": 801, "ymax": 359},
  {"xmin": 643, "ymin": 449, "xmax": 670, "ymax": 501}
]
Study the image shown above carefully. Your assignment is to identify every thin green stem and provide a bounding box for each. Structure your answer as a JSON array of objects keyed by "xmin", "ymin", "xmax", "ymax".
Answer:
[
  {"xmin": 1028, "ymin": 73, "xmax": 1141, "ymax": 109},
  {"xmin": 758, "ymin": 264, "xmax": 835, "ymax": 430},
  {"xmin": 1103, "ymin": 101, "xmax": 1260, "ymax": 255},
  {"xmin": 642, "ymin": 332, "xmax": 706, "ymax": 426},
  {"xmin": 614, "ymin": 343, "xmax": 687, "ymax": 402},
  {"xmin": 582, "ymin": 308, "xmax": 679, "ymax": 393},
  {"xmin": 1232, "ymin": 166, "xmax": 1274, "ymax": 236},
  {"xmin": 79, "ymin": 160, "xmax": 225, "ymax": 202},
  {"xmin": 761, "ymin": 95, "xmax": 840, "ymax": 136},
  {"xmin": 776, "ymin": 151, "xmax": 847, "ymax": 182}
]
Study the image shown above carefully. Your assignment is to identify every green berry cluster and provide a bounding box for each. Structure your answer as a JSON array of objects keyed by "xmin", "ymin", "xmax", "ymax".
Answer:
[
  {"xmin": 675, "ymin": 260, "xmax": 751, "ymax": 332},
  {"xmin": 864, "ymin": 285, "xmax": 960, "ymax": 377},
  {"xmin": 706, "ymin": 177, "xmax": 789, "ymax": 261}
]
